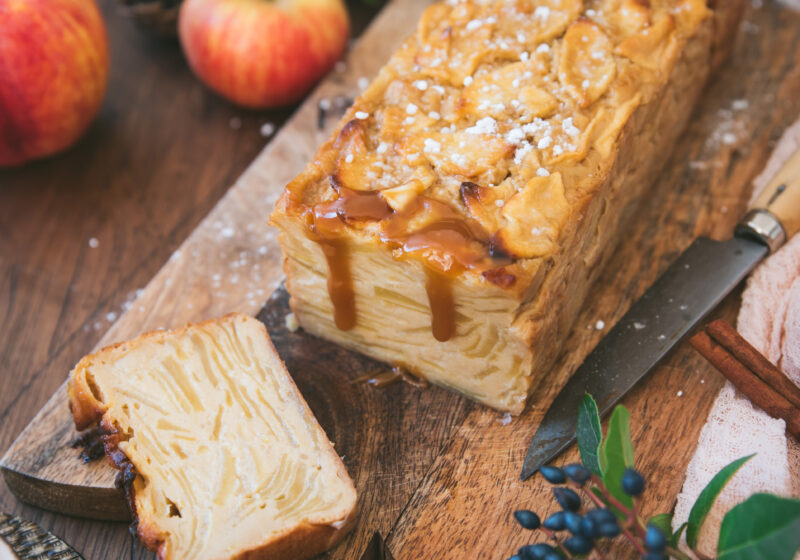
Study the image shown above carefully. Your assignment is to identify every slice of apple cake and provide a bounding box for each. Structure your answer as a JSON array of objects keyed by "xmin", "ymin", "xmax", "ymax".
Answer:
[
  {"xmin": 270, "ymin": 0, "xmax": 745, "ymax": 413},
  {"xmin": 68, "ymin": 313, "xmax": 357, "ymax": 560}
]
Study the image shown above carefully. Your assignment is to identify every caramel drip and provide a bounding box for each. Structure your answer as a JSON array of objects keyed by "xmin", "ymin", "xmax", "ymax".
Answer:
[
  {"xmin": 319, "ymin": 240, "xmax": 355, "ymax": 331},
  {"xmin": 425, "ymin": 268, "xmax": 455, "ymax": 342},
  {"xmin": 71, "ymin": 426, "xmax": 107, "ymax": 464},
  {"xmin": 382, "ymin": 197, "xmax": 497, "ymax": 274},
  {"xmin": 302, "ymin": 186, "xmax": 509, "ymax": 340},
  {"xmin": 314, "ymin": 184, "xmax": 394, "ymax": 228},
  {"xmin": 383, "ymin": 198, "xmax": 499, "ymax": 342},
  {"xmin": 309, "ymin": 187, "xmax": 393, "ymax": 331}
]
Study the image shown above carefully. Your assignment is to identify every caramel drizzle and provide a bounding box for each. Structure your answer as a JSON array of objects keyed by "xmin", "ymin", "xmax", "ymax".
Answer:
[
  {"xmin": 319, "ymin": 240, "xmax": 356, "ymax": 330},
  {"xmin": 71, "ymin": 426, "xmax": 107, "ymax": 463},
  {"xmin": 308, "ymin": 185, "xmax": 393, "ymax": 331},
  {"xmin": 424, "ymin": 268, "xmax": 455, "ymax": 342},
  {"xmin": 302, "ymin": 183, "xmax": 508, "ymax": 341}
]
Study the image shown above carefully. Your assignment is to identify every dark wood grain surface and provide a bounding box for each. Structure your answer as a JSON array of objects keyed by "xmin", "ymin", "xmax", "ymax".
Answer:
[{"xmin": 0, "ymin": 1, "xmax": 381, "ymax": 557}]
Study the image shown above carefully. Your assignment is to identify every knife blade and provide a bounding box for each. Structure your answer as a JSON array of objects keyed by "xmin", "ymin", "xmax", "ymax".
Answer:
[
  {"xmin": 521, "ymin": 143, "xmax": 800, "ymax": 480},
  {"xmin": 520, "ymin": 234, "xmax": 766, "ymax": 480}
]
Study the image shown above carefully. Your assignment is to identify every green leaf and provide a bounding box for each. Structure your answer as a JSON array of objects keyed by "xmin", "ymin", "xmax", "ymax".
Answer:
[
  {"xmin": 671, "ymin": 522, "xmax": 688, "ymax": 548},
  {"xmin": 589, "ymin": 486, "xmax": 605, "ymax": 503},
  {"xmin": 718, "ymin": 493, "xmax": 800, "ymax": 560},
  {"xmin": 686, "ymin": 454, "xmax": 755, "ymax": 549},
  {"xmin": 648, "ymin": 513, "xmax": 673, "ymax": 536},
  {"xmin": 577, "ymin": 393, "xmax": 603, "ymax": 476},
  {"xmin": 598, "ymin": 405, "xmax": 635, "ymax": 507}
]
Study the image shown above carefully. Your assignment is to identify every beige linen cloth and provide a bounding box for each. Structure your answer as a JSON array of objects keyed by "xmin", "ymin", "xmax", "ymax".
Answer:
[{"xmin": 672, "ymin": 119, "xmax": 800, "ymax": 557}]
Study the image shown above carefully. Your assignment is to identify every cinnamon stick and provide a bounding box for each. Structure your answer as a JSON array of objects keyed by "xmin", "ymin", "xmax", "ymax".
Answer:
[
  {"xmin": 690, "ymin": 330, "xmax": 800, "ymax": 439},
  {"xmin": 706, "ymin": 319, "xmax": 800, "ymax": 410}
]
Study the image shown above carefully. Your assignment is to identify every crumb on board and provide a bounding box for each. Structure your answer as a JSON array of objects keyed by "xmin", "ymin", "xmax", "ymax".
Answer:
[
  {"xmin": 285, "ymin": 312, "xmax": 300, "ymax": 332},
  {"xmin": 260, "ymin": 122, "xmax": 275, "ymax": 137},
  {"xmin": 595, "ymin": 320, "xmax": 605, "ymax": 330}
]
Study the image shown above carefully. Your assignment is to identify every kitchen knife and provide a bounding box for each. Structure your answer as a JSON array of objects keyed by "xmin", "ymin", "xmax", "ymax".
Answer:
[{"xmin": 521, "ymin": 145, "xmax": 800, "ymax": 481}]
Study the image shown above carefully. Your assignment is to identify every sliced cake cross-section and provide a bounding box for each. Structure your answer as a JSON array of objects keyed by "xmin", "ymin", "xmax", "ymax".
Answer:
[{"xmin": 68, "ymin": 313, "xmax": 357, "ymax": 560}]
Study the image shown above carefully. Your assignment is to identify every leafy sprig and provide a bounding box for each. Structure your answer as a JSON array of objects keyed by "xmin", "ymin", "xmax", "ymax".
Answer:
[{"xmin": 510, "ymin": 393, "xmax": 800, "ymax": 559}]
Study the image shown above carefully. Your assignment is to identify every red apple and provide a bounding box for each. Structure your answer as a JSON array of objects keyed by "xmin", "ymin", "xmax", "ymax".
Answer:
[
  {"xmin": 178, "ymin": 0, "xmax": 349, "ymax": 109},
  {"xmin": 0, "ymin": 0, "xmax": 109, "ymax": 167}
]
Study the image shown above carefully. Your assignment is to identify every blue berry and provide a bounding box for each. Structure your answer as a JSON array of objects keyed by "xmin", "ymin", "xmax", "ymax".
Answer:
[
  {"xmin": 543, "ymin": 555, "xmax": 561, "ymax": 560},
  {"xmin": 513, "ymin": 510, "xmax": 541, "ymax": 530},
  {"xmin": 586, "ymin": 508, "xmax": 617, "ymax": 525},
  {"xmin": 563, "ymin": 535, "xmax": 594, "ymax": 554},
  {"xmin": 597, "ymin": 521, "xmax": 621, "ymax": 538},
  {"xmin": 518, "ymin": 543, "xmax": 555, "ymax": 560},
  {"xmin": 645, "ymin": 524, "xmax": 667, "ymax": 552},
  {"xmin": 507, "ymin": 556, "xmax": 521, "ymax": 560},
  {"xmin": 563, "ymin": 463, "xmax": 592, "ymax": 485},
  {"xmin": 579, "ymin": 516, "xmax": 599, "ymax": 539},
  {"xmin": 564, "ymin": 511, "xmax": 583, "ymax": 535},
  {"xmin": 542, "ymin": 511, "xmax": 567, "ymax": 531},
  {"xmin": 539, "ymin": 466, "xmax": 567, "ymax": 484},
  {"xmin": 553, "ymin": 487, "xmax": 582, "ymax": 511},
  {"xmin": 621, "ymin": 467, "xmax": 646, "ymax": 496},
  {"xmin": 517, "ymin": 548, "xmax": 533, "ymax": 560},
  {"xmin": 517, "ymin": 546, "xmax": 533, "ymax": 560},
  {"xmin": 643, "ymin": 554, "xmax": 667, "ymax": 560}
]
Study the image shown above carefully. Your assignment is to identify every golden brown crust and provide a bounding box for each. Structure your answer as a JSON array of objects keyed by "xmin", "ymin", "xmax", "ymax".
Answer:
[
  {"xmin": 232, "ymin": 513, "xmax": 357, "ymax": 560},
  {"xmin": 271, "ymin": 0, "xmax": 727, "ymax": 282},
  {"xmin": 67, "ymin": 379, "xmax": 107, "ymax": 432}
]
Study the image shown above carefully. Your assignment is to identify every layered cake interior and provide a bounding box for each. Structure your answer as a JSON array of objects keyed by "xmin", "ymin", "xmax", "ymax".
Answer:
[{"xmin": 68, "ymin": 314, "xmax": 357, "ymax": 560}]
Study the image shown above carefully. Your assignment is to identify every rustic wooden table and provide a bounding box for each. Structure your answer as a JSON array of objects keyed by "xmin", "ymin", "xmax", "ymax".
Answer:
[
  {"xmin": 4, "ymin": 1, "xmax": 800, "ymax": 559},
  {"xmin": 0, "ymin": 1, "xmax": 380, "ymax": 557}
]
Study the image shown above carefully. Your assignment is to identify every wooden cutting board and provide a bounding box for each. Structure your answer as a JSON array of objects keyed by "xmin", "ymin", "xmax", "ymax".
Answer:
[{"xmin": 3, "ymin": 1, "xmax": 800, "ymax": 558}]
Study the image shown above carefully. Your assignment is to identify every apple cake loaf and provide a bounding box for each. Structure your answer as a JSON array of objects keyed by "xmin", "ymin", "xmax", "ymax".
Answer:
[
  {"xmin": 68, "ymin": 314, "xmax": 357, "ymax": 560},
  {"xmin": 270, "ymin": 0, "xmax": 745, "ymax": 413}
]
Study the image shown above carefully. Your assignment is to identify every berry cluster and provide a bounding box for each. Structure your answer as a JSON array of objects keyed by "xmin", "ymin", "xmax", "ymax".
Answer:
[{"xmin": 509, "ymin": 464, "xmax": 674, "ymax": 559}]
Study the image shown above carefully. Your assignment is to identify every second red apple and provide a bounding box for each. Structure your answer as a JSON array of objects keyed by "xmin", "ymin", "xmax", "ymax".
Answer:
[{"xmin": 178, "ymin": 0, "xmax": 350, "ymax": 109}]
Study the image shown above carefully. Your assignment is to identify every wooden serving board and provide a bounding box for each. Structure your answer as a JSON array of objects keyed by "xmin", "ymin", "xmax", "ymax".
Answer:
[{"xmin": 3, "ymin": 1, "xmax": 800, "ymax": 558}]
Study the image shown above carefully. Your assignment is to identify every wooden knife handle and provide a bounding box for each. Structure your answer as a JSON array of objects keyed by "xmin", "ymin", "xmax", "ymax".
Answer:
[{"xmin": 748, "ymin": 146, "xmax": 800, "ymax": 242}]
